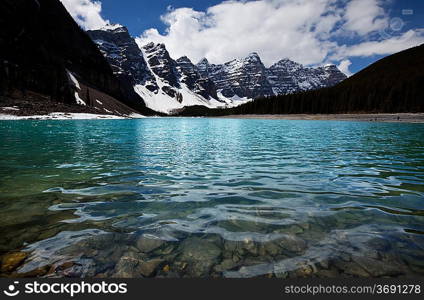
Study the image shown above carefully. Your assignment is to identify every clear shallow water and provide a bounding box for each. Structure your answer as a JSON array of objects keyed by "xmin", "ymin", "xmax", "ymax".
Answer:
[{"xmin": 0, "ymin": 118, "xmax": 423, "ymax": 278}]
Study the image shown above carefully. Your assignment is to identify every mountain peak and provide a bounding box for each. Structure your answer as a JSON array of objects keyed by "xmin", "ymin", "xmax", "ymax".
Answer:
[
  {"xmin": 176, "ymin": 56, "xmax": 193, "ymax": 64},
  {"xmin": 243, "ymin": 52, "xmax": 262, "ymax": 63},
  {"xmin": 143, "ymin": 42, "xmax": 167, "ymax": 52},
  {"xmin": 100, "ymin": 23, "xmax": 127, "ymax": 33},
  {"xmin": 279, "ymin": 58, "xmax": 294, "ymax": 63},
  {"xmin": 246, "ymin": 52, "xmax": 260, "ymax": 59},
  {"xmin": 197, "ymin": 58, "xmax": 210, "ymax": 66},
  {"xmin": 323, "ymin": 64, "xmax": 338, "ymax": 70},
  {"xmin": 270, "ymin": 58, "xmax": 303, "ymax": 72}
]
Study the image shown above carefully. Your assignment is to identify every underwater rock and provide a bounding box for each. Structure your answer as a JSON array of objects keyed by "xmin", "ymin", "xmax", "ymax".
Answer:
[
  {"xmin": 48, "ymin": 261, "xmax": 75, "ymax": 276},
  {"xmin": 154, "ymin": 244, "xmax": 175, "ymax": 256},
  {"xmin": 214, "ymin": 259, "xmax": 240, "ymax": 273},
  {"xmin": 113, "ymin": 252, "xmax": 143, "ymax": 278},
  {"xmin": 1, "ymin": 252, "xmax": 28, "ymax": 273},
  {"xmin": 277, "ymin": 236, "xmax": 307, "ymax": 253},
  {"xmin": 291, "ymin": 264, "xmax": 315, "ymax": 278},
  {"xmin": 263, "ymin": 241, "xmax": 281, "ymax": 256},
  {"xmin": 179, "ymin": 238, "xmax": 221, "ymax": 261},
  {"xmin": 315, "ymin": 268, "xmax": 340, "ymax": 278},
  {"xmin": 139, "ymin": 259, "xmax": 165, "ymax": 277},
  {"xmin": 333, "ymin": 259, "xmax": 370, "ymax": 277},
  {"xmin": 62, "ymin": 259, "xmax": 97, "ymax": 278},
  {"xmin": 400, "ymin": 253, "xmax": 424, "ymax": 270},
  {"xmin": 163, "ymin": 265, "xmax": 170, "ymax": 273},
  {"xmin": 276, "ymin": 225, "xmax": 304, "ymax": 235},
  {"xmin": 274, "ymin": 271, "xmax": 289, "ymax": 278},
  {"xmin": 242, "ymin": 239, "xmax": 259, "ymax": 256},
  {"xmin": 177, "ymin": 238, "xmax": 221, "ymax": 276},
  {"xmin": 136, "ymin": 235, "xmax": 165, "ymax": 253},
  {"xmin": 17, "ymin": 265, "xmax": 50, "ymax": 278},
  {"xmin": 352, "ymin": 256, "xmax": 404, "ymax": 277},
  {"xmin": 366, "ymin": 237, "xmax": 391, "ymax": 251},
  {"xmin": 223, "ymin": 240, "xmax": 239, "ymax": 254},
  {"xmin": 319, "ymin": 258, "xmax": 330, "ymax": 269}
]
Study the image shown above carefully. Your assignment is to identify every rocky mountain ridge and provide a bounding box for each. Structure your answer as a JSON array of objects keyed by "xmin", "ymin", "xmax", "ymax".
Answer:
[{"xmin": 87, "ymin": 25, "xmax": 347, "ymax": 114}]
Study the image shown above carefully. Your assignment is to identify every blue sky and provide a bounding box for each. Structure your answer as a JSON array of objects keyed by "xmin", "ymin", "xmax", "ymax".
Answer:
[
  {"xmin": 99, "ymin": 0, "xmax": 225, "ymax": 35},
  {"xmin": 61, "ymin": 0, "xmax": 424, "ymax": 75}
]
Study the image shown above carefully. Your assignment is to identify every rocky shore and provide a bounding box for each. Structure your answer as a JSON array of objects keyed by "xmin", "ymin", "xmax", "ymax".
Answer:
[
  {"xmin": 218, "ymin": 113, "xmax": 424, "ymax": 123},
  {"xmin": 0, "ymin": 90, "xmax": 145, "ymax": 120}
]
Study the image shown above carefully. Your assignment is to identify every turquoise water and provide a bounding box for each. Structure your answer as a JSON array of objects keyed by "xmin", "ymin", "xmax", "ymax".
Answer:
[{"xmin": 0, "ymin": 118, "xmax": 423, "ymax": 278}]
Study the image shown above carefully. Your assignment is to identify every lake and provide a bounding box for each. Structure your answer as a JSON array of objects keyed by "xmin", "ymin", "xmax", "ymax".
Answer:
[{"xmin": 0, "ymin": 118, "xmax": 423, "ymax": 278}]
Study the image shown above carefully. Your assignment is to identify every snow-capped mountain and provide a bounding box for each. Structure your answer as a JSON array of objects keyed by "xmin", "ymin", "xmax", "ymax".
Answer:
[
  {"xmin": 196, "ymin": 53, "xmax": 274, "ymax": 100},
  {"xmin": 87, "ymin": 25, "xmax": 347, "ymax": 114},
  {"xmin": 86, "ymin": 25, "xmax": 157, "ymax": 94},
  {"xmin": 267, "ymin": 59, "xmax": 348, "ymax": 95},
  {"xmin": 175, "ymin": 56, "xmax": 219, "ymax": 101},
  {"xmin": 197, "ymin": 55, "xmax": 347, "ymax": 99},
  {"xmin": 88, "ymin": 26, "xmax": 226, "ymax": 113}
]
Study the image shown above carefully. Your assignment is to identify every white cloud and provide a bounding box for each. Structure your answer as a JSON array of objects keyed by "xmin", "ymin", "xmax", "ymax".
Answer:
[
  {"xmin": 59, "ymin": 0, "xmax": 424, "ymax": 73},
  {"xmin": 136, "ymin": 0, "xmax": 423, "ymax": 70},
  {"xmin": 342, "ymin": 0, "xmax": 388, "ymax": 36},
  {"xmin": 137, "ymin": 0, "xmax": 343, "ymax": 66},
  {"xmin": 337, "ymin": 59, "xmax": 353, "ymax": 76},
  {"xmin": 60, "ymin": 0, "xmax": 109, "ymax": 30},
  {"xmin": 340, "ymin": 30, "xmax": 424, "ymax": 57}
]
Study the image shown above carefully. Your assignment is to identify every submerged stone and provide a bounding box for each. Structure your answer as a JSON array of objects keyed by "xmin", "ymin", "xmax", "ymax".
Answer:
[
  {"xmin": 214, "ymin": 259, "xmax": 240, "ymax": 273},
  {"xmin": 179, "ymin": 238, "xmax": 221, "ymax": 261},
  {"xmin": 1, "ymin": 252, "xmax": 28, "ymax": 273},
  {"xmin": 163, "ymin": 265, "xmax": 170, "ymax": 273},
  {"xmin": 263, "ymin": 241, "xmax": 281, "ymax": 256},
  {"xmin": 113, "ymin": 252, "xmax": 143, "ymax": 278},
  {"xmin": 139, "ymin": 259, "xmax": 165, "ymax": 277},
  {"xmin": 177, "ymin": 237, "xmax": 222, "ymax": 276},
  {"xmin": 352, "ymin": 256, "xmax": 404, "ymax": 277},
  {"xmin": 17, "ymin": 265, "xmax": 50, "ymax": 278},
  {"xmin": 333, "ymin": 259, "xmax": 370, "ymax": 277},
  {"xmin": 136, "ymin": 235, "xmax": 165, "ymax": 253},
  {"xmin": 277, "ymin": 236, "xmax": 307, "ymax": 253},
  {"xmin": 315, "ymin": 268, "xmax": 340, "ymax": 278}
]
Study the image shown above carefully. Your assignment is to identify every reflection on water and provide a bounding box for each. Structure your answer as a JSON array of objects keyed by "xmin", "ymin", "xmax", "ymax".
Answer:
[{"xmin": 0, "ymin": 118, "xmax": 423, "ymax": 278}]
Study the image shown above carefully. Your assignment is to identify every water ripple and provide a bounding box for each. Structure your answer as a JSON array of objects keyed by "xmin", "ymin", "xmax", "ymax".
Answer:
[{"xmin": 0, "ymin": 119, "xmax": 423, "ymax": 277}]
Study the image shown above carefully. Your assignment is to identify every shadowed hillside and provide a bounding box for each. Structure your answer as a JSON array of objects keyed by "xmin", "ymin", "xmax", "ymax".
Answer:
[
  {"xmin": 0, "ymin": 0, "xmax": 156, "ymax": 115},
  {"xmin": 179, "ymin": 44, "xmax": 424, "ymax": 116}
]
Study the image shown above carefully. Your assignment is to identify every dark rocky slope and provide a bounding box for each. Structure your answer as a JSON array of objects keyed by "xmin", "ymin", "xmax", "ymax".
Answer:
[
  {"xmin": 87, "ymin": 26, "xmax": 158, "ymax": 95},
  {"xmin": 179, "ymin": 44, "xmax": 424, "ymax": 116},
  {"xmin": 0, "ymin": 0, "xmax": 155, "ymax": 116}
]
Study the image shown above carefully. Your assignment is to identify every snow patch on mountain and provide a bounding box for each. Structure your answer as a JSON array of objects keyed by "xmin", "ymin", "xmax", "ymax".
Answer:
[
  {"xmin": 134, "ymin": 43, "xmax": 228, "ymax": 113},
  {"xmin": 67, "ymin": 70, "xmax": 86, "ymax": 106}
]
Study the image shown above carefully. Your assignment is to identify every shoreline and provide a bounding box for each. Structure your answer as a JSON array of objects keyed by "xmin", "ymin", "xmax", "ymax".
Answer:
[
  {"xmin": 0, "ymin": 112, "xmax": 145, "ymax": 120},
  {"xmin": 217, "ymin": 113, "xmax": 424, "ymax": 123},
  {"xmin": 2, "ymin": 112, "xmax": 424, "ymax": 123}
]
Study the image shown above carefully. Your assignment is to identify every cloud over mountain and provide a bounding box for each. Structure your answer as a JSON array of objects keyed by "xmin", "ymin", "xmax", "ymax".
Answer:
[
  {"xmin": 60, "ymin": 0, "xmax": 109, "ymax": 30},
  {"xmin": 136, "ymin": 0, "xmax": 424, "ymax": 74},
  {"xmin": 60, "ymin": 0, "xmax": 424, "ymax": 75}
]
